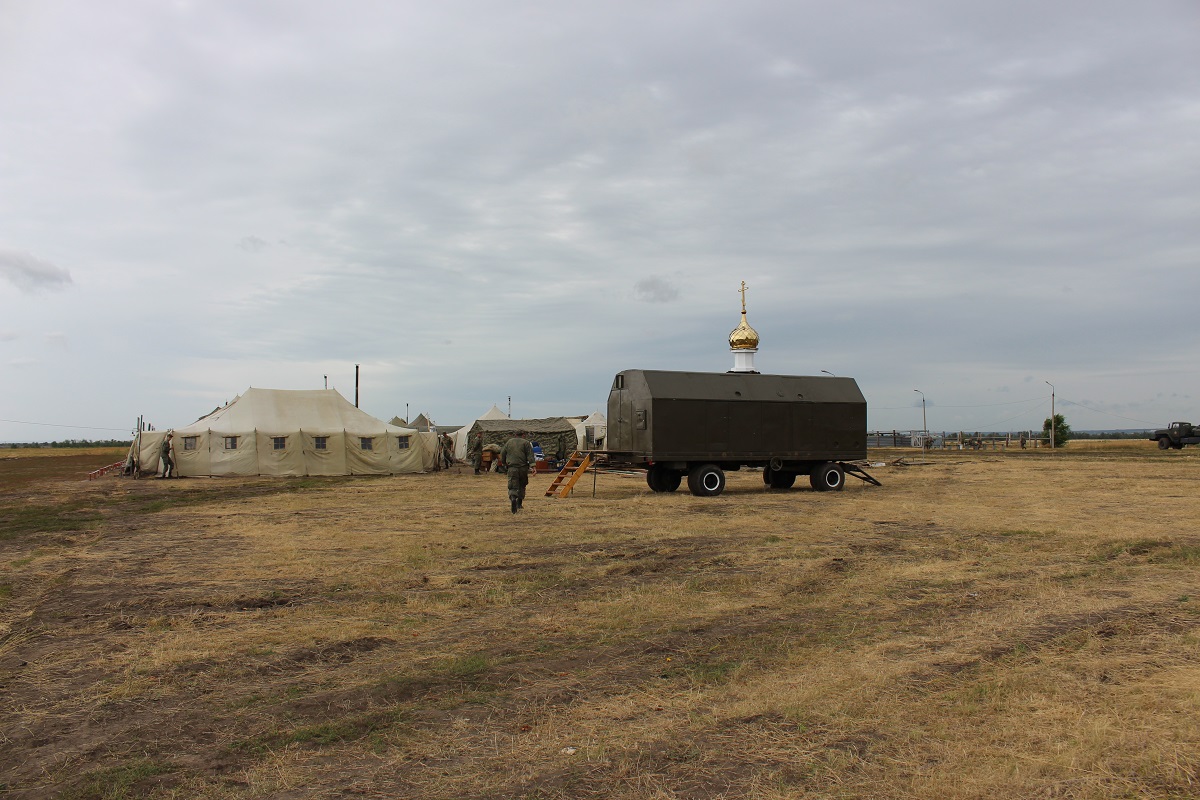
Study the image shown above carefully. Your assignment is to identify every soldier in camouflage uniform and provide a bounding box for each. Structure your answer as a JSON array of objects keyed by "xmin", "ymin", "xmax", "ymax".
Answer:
[
  {"xmin": 160, "ymin": 432, "xmax": 176, "ymax": 478},
  {"xmin": 470, "ymin": 432, "xmax": 484, "ymax": 474},
  {"xmin": 499, "ymin": 431, "xmax": 536, "ymax": 513}
]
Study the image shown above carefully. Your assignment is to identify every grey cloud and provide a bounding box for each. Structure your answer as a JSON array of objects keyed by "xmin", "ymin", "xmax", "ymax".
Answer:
[
  {"xmin": 0, "ymin": 331, "xmax": 18, "ymax": 342},
  {"xmin": 238, "ymin": 236, "xmax": 269, "ymax": 253},
  {"xmin": 634, "ymin": 277, "xmax": 681, "ymax": 303},
  {"xmin": 0, "ymin": 250, "xmax": 72, "ymax": 292}
]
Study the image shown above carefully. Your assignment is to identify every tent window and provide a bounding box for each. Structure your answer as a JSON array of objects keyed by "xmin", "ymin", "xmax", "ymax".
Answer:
[
  {"xmin": 314, "ymin": 436, "xmax": 328, "ymax": 450},
  {"xmin": 183, "ymin": 436, "xmax": 198, "ymax": 451},
  {"xmin": 397, "ymin": 435, "xmax": 410, "ymax": 450},
  {"xmin": 223, "ymin": 436, "xmax": 239, "ymax": 450},
  {"xmin": 360, "ymin": 437, "xmax": 374, "ymax": 451},
  {"xmin": 272, "ymin": 437, "xmax": 286, "ymax": 450}
]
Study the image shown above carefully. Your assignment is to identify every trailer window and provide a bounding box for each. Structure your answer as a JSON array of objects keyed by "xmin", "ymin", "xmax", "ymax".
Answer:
[{"xmin": 614, "ymin": 375, "xmax": 624, "ymax": 390}]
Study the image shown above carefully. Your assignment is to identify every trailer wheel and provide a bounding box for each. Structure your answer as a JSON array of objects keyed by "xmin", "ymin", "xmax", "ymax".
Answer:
[
  {"xmin": 646, "ymin": 466, "xmax": 664, "ymax": 492},
  {"xmin": 687, "ymin": 464, "xmax": 726, "ymax": 497},
  {"xmin": 763, "ymin": 468, "xmax": 796, "ymax": 489},
  {"xmin": 647, "ymin": 465, "xmax": 681, "ymax": 492},
  {"xmin": 810, "ymin": 462, "xmax": 845, "ymax": 492},
  {"xmin": 1158, "ymin": 437, "xmax": 1171, "ymax": 450},
  {"xmin": 649, "ymin": 466, "xmax": 682, "ymax": 492}
]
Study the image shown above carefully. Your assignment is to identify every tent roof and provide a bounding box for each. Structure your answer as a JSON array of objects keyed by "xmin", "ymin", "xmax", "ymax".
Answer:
[
  {"xmin": 479, "ymin": 404, "xmax": 509, "ymax": 420},
  {"xmin": 471, "ymin": 417, "xmax": 577, "ymax": 436},
  {"xmin": 173, "ymin": 388, "xmax": 416, "ymax": 435},
  {"xmin": 582, "ymin": 411, "xmax": 607, "ymax": 425}
]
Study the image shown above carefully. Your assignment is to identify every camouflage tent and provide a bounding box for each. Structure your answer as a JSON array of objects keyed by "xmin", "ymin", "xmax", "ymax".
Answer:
[{"xmin": 467, "ymin": 417, "xmax": 579, "ymax": 458}]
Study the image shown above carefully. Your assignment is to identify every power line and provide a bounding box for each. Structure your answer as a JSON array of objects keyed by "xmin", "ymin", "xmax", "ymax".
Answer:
[
  {"xmin": 0, "ymin": 418, "xmax": 131, "ymax": 433},
  {"xmin": 872, "ymin": 394, "xmax": 1049, "ymax": 411},
  {"xmin": 1057, "ymin": 399, "xmax": 1156, "ymax": 427}
]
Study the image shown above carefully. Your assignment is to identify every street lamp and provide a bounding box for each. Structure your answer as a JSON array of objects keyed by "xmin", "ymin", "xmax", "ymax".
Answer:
[
  {"xmin": 820, "ymin": 370, "xmax": 836, "ymax": 377},
  {"xmin": 1045, "ymin": 381, "xmax": 1055, "ymax": 450},
  {"xmin": 914, "ymin": 389, "xmax": 927, "ymax": 461}
]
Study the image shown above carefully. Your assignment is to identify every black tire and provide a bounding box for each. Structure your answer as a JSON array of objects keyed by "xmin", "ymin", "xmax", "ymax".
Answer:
[
  {"xmin": 647, "ymin": 465, "xmax": 682, "ymax": 493},
  {"xmin": 809, "ymin": 462, "xmax": 845, "ymax": 492},
  {"xmin": 687, "ymin": 463, "xmax": 726, "ymax": 497},
  {"xmin": 764, "ymin": 468, "xmax": 796, "ymax": 489},
  {"xmin": 646, "ymin": 467, "xmax": 663, "ymax": 492},
  {"xmin": 1158, "ymin": 437, "xmax": 1171, "ymax": 450}
]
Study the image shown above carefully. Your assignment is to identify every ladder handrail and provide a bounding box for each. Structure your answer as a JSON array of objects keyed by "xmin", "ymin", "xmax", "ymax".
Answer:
[{"xmin": 545, "ymin": 451, "xmax": 593, "ymax": 498}]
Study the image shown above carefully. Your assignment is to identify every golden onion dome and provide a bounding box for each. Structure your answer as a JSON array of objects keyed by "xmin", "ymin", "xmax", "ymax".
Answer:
[{"xmin": 729, "ymin": 311, "xmax": 760, "ymax": 350}]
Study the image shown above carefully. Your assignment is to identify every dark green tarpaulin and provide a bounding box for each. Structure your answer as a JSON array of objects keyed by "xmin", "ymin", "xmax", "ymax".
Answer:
[{"xmin": 467, "ymin": 417, "xmax": 579, "ymax": 455}]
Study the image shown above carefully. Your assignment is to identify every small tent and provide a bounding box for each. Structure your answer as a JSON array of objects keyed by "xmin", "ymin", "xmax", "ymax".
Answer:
[
  {"xmin": 130, "ymin": 388, "xmax": 436, "ymax": 477},
  {"xmin": 452, "ymin": 404, "xmax": 510, "ymax": 460},
  {"xmin": 578, "ymin": 410, "xmax": 607, "ymax": 449},
  {"xmin": 394, "ymin": 412, "xmax": 435, "ymax": 432}
]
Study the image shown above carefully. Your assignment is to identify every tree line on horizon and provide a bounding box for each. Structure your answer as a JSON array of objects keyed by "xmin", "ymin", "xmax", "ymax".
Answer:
[{"xmin": 0, "ymin": 439, "xmax": 133, "ymax": 449}]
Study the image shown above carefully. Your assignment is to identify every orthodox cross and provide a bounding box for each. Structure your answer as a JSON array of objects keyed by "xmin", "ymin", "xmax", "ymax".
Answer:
[{"xmin": 739, "ymin": 280, "xmax": 749, "ymax": 313}]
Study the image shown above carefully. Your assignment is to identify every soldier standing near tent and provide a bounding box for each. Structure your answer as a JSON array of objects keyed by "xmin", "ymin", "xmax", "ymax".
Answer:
[
  {"xmin": 470, "ymin": 432, "xmax": 484, "ymax": 475},
  {"xmin": 160, "ymin": 432, "xmax": 175, "ymax": 479},
  {"xmin": 499, "ymin": 431, "xmax": 535, "ymax": 513},
  {"xmin": 440, "ymin": 432, "xmax": 454, "ymax": 469}
]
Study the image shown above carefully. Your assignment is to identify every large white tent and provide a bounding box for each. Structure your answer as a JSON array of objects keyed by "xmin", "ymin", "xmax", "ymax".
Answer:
[
  {"xmin": 452, "ymin": 404, "xmax": 509, "ymax": 460},
  {"xmin": 130, "ymin": 388, "xmax": 436, "ymax": 477}
]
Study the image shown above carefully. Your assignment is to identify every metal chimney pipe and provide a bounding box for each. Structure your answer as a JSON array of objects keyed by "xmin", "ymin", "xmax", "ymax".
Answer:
[{"xmin": 355, "ymin": 364, "xmax": 360, "ymax": 407}]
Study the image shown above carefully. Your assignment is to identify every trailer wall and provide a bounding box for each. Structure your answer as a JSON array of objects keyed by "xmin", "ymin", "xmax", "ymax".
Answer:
[{"xmin": 608, "ymin": 370, "xmax": 867, "ymax": 463}]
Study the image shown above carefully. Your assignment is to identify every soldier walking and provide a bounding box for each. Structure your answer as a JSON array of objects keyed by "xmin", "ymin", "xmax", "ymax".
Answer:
[{"xmin": 499, "ymin": 431, "xmax": 535, "ymax": 513}]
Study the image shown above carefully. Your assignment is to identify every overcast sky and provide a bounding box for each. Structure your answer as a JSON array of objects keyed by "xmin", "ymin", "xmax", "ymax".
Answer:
[{"xmin": 2, "ymin": 0, "xmax": 1198, "ymax": 442}]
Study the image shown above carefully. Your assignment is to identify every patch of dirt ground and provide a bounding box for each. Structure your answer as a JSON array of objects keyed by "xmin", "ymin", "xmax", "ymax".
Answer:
[{"xmin": 2, "ymin": 449, "xmax": 1199, "ymax": 798}]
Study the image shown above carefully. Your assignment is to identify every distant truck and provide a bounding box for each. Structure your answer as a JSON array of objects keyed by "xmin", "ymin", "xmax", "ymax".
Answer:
[
  {"xmin": 1150, "ymin": 422, "xmax": 1200, "ymax": 450},
  {"xmin": 603, "ymin": 369, "xmax": 878, "ymax": 497}
]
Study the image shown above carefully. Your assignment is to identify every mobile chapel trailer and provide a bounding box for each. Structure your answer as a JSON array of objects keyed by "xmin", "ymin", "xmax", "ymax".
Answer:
[{"xmin": 605, "ymin": 369, "xmax": 872, "ymax": 497}]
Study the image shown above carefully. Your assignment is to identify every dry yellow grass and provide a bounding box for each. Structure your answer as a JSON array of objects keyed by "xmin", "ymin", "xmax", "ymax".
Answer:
[{"xmin": 1, "ymin": 447, "xmax": 1198, "ymax": 798}]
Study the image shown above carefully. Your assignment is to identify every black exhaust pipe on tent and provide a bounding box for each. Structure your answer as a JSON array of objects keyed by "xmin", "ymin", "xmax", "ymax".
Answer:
[{"xmin": 355, "ymin": 363, "xmax": 360, "ymax": 408}]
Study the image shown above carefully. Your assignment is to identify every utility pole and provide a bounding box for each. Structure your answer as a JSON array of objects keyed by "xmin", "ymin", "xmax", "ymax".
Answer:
[
  {"xmin": 914, "ymin": 389, "xmax": 927, "ymax": 462},
  {"xmin": 508, "ymin": 395, "xmax": 512, "ymax": 418},
  {"xmin": 1045, "ymin": 380, "xmax": 1055, "ymax": 450}
]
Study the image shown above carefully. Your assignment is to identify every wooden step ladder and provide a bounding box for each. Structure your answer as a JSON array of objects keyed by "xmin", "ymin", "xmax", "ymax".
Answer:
[{"xmin": 544, "ymin": 451, "xmax": 593, "ymax": 498}]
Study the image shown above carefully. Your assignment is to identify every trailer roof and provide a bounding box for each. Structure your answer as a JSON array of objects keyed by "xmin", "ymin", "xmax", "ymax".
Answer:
[{"xmin": 618, "ymin": 369, "xmax": 866, "ymax": 405}]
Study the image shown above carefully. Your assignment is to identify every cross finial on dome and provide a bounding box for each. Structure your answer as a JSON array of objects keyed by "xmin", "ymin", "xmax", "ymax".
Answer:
[{"xmin": 728, "ymin": 280, "xmax": 760, "ymax": 372}]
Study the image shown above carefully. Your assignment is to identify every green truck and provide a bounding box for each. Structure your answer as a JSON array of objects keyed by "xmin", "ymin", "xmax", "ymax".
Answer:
[{"xmin": 1151, "ymin": 422, "xmax": 1200, "ymax": 449}]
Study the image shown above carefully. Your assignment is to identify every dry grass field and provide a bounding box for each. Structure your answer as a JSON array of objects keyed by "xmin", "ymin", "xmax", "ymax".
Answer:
[{"xmin": 1, "ymin": 443, "xmax": 1198, "ymax": 799}]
